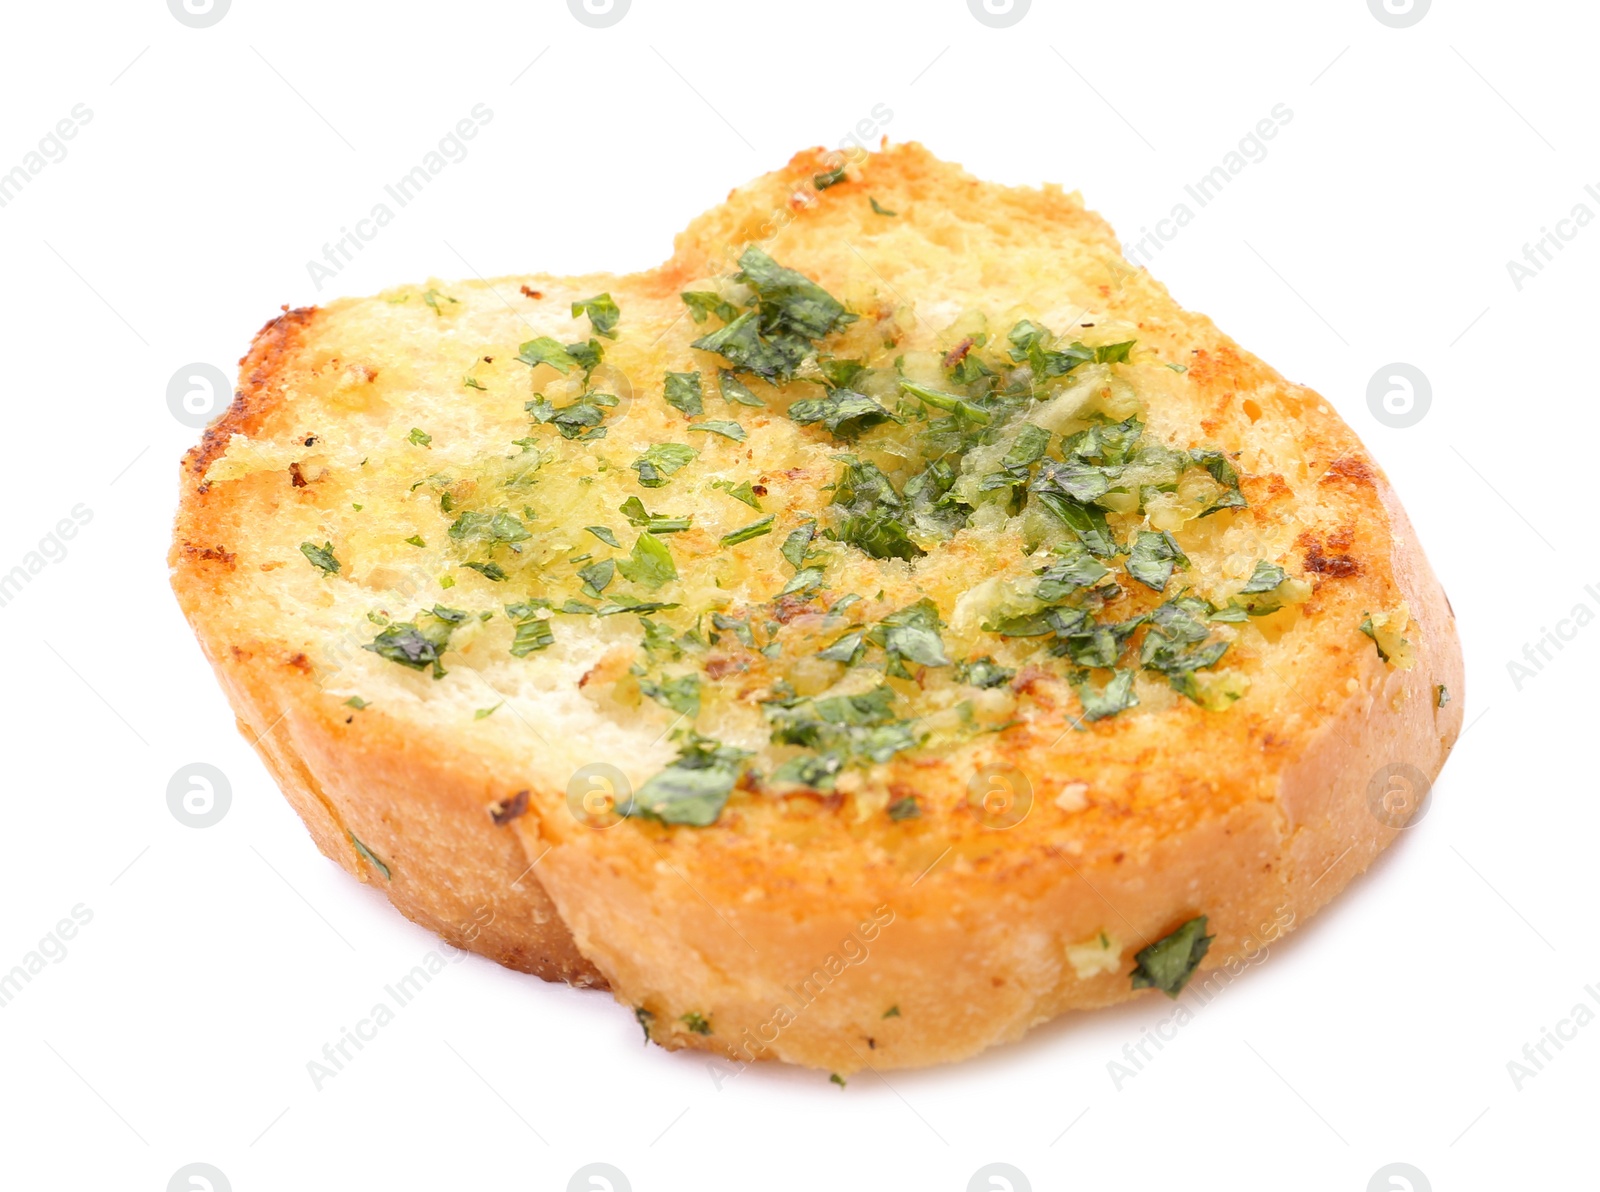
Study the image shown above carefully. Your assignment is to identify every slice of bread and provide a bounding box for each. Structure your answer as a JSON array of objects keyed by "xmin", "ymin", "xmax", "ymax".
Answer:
[{"xmin": 170, "ymin": 143, "xmax": 1462, "ymax": 1073}]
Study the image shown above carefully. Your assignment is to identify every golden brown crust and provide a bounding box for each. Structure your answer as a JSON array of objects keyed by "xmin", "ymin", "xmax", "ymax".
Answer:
[{"xmin": 170, "ymin": 143, "xmax": 1462, "ymax": 1070}]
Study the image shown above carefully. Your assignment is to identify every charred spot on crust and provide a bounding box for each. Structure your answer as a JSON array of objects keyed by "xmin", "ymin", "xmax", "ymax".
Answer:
[
  {"xmin": 1320, "ymin": 456, "xmax": 1375, "ymax": 487},
  {"xmin": 286, "ymin": 652, "xmax": 311, "ymax": 673},
  {"xmin": 520, "ymin": 286, "xmax": 542, "ymax": 299},
  {"xmin": 1298, "ymin": 530, "xmax": 1361, "ymax": 579},
  {"xmin": 184, "ymin": 542, "xmax": 237, "ymax": 567},
  {"xmin": 489, "ymin": 789, "xmax": 530, "ymax": 826},
  {"xmin": 289, "ymin": 462, "xmax": 307, "ymax": 488},
  {"xmin": 771, "ymin": 594, "xmax": 817, "ymax": 624},
  {"xmin": 186, "ymin": 304, "xmax": 319, "ymax": 482},
  {"xmin": 704, "ymin": 655, "xmax": 747, "ymax": 681},
  {"xmin": 942, "ymin": 336, "xmax": 975, "ymax": 369}
]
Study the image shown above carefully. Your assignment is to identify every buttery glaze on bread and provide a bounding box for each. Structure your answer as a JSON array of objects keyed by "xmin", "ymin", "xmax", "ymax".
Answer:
[{"xmin": 170, "ymin": 143, "xmax": 1462, "ymax": 1073}]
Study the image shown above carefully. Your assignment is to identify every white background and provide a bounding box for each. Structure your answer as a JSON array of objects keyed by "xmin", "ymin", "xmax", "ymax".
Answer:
[{"xmin": 1, "ymin": 2, "xmax": 1594, "ymax": 1189}]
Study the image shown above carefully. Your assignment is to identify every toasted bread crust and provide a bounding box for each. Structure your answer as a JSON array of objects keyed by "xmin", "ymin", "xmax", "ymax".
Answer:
[
  {"xmin": 175, "ymin": 305, "xmax": 603, "ymax": 986},
  {"xmin": 171, "ymin": 144, "xmax": 1462, "ymax": 1070}
]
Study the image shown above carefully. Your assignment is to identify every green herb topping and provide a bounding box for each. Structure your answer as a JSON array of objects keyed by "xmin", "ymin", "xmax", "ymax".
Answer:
[
  {"xmin": 300, "ymin": 541, "xmax": 340, "ymax": 575},
  {"xmin": 1129, "ymin": 916, "xmax": 1213, "ymax": 998}
]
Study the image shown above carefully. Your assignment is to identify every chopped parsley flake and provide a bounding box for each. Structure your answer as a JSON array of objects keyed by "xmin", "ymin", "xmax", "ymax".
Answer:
[
  {"xmin": 517, "ymin": 336, "xmax": 581, "ymax": 374},
  {"xmin": 407, "ymin": 427, "xmax": 432, "ymax": 448},
  {"xmin": 449, "ymin": 510, "xmax": 532, "ymax": 546},
  {"xmin": 616, "ymin": 532, "xmax": 677, "ymax": 590},
  {"xmin": 718, "ymin": 369, "xmax": 764, "ymax": 407},
  {"xmin": 1130, "ymin": 916, "xmax": 1213, "ymax": 998},
  {"xmin": 887, "ymin": 795, "xmax": 920, "ymax": 821},
  {"xmin": 638, "ymin": 672, "xmax": 701, "ymax": 719},
  {"xmin": 712, "ymin": 480, "xmax": 762, "ymax": 509},
  {"xmin": 687, "ymin": 419, "xmax": 747, "ymax": 442},
  {"xmin": 461, "ymin": 561, "xmax": 508, "ymax": 582},
  {"xmin": 813, "ymin": 164, "xmax": 848, "ymax": 189},
  {"xmin": 690, "ymin": 248, "xmax": 855, "ymax": 383},
  {"xmin": 506, "ymin": 601, "xmax": 555, "ymax": 655},
  {"xmin": 682, "ymin": 292, "xmax": 739, "ymax": 324},
  {"xmin": 827, "ymin": 457, "xmax": 921, "ymax": 561},
  {"xmin": 349, "ymin": 833, "xmax": 391, "ymax": 879},
  {"xmin": 631, "ymin": 442, "xmax": 698, "ymax": 488},
  {"xmin": 780, "ymin": 523, "xmax": 817, "ymax": 569},
  {"xmin": 1126, "ymin": 531, "xmax": 1188, "ymax": 593},
  {"xmin": 620, "ymin": 496, "xmax": 692, "ymax": 534},
  {"xmin": 957, "ymin": 656, "xmax": 1015, "ymax": 689},
  {"xmin": 577, "ymin": 559, "xmax": 615, "ymax": 596},
  {"xmin": 623, "ymin": 734, "xmax": 749, "ymax": 826},
  {"xmin": 1074, "ymin": 669, "xmax": 1139, "ymax": 721},
  {"xmin": 765, "ymin": 686, "xmax": 921, "ymax": 783},
  {"xmin": 300, "ymin": 540, "xmax": 339, "ymax": 575},
  {"xmin": 571, "ymin": 292, "xmax": 620, "ymax": 339},
  {"xmin": 663, "ymin": 371, "xmax": 705, "ymax": 416},
  {"xmin": 788, "ymin": 389, "xmax": 894, "ymax": 439},
  {"xmin": 720, "ymin": 515, "xmax": 775, "ymax": 548},
  {"xmin": 421, "ymin": 288, "xmax": 457, "ymax": 315},
  {"xmin": 868, "ymin": 598, "xmax": 952, "ymax": 677},
  {"xmin": 870, "ymin": 197, "xmax": 897, "ymax": 217},
  {"xmin": 365, "ymin": 607, "xmax": 465, "ymax": 679}
]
